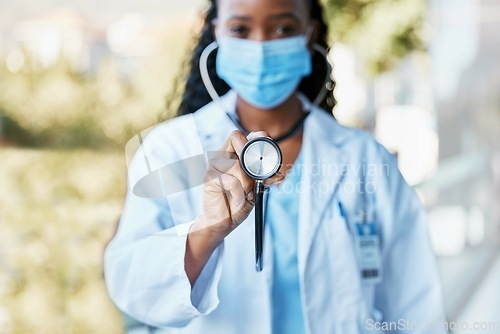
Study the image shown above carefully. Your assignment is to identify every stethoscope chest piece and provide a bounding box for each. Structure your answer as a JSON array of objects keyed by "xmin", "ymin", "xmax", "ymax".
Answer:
[
  {"xmin": 240, "ymin": 137, "xmax": 282, "ymax": 272},
  {"xmin": 241, "ymin": 137, "xmax": 282, "ymax": 180}
]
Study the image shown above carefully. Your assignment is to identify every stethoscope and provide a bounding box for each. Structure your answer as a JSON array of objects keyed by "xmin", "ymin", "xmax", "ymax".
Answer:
[
  {"xmin": 199, "ymin": 36, "xmax": 332, "ymax": 272},
  {"xmin": 239, "ymin": 137, "xmax": 282, "ymax": 271}
]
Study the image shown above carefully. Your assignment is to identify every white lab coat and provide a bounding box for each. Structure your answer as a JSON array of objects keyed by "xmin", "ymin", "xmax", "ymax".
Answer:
[{"xmin": 104, "ymin": 90, "xmax": 446, "ymax": 334}]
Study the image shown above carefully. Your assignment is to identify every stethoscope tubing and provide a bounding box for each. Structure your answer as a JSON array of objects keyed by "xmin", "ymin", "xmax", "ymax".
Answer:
[{"xmin": 255, "ymin": 180, "xmax": 265, "ymax": 271}]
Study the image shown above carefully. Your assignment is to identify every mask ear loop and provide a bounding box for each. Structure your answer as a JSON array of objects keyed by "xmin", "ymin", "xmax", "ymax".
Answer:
[
  {"xmin": 302, "ymin": 24, "xmax": 332, "ymax": 108},
  {"xmin": 304, "ymin": 25, "xmax": 314, "ymax": 45},
  {"xmin": 310, "ymin": 42, "xmax": 333, "ymax": 108}
]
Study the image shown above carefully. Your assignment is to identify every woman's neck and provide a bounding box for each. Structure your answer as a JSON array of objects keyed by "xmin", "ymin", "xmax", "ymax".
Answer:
[{"xmin": 235, "ymin": 93, "xmax": 304, "ymax": 139}]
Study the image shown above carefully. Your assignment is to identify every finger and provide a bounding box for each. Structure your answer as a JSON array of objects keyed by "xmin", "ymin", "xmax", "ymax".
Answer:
[
  {"xmin": 224, "ymin": 159, "xmax": 254, "ymax": 193},
  {"xmin": 219, "ymin": 173, "xmax": 246, "ymax": 205},
  {"xmin": 247, "ymin": 131, "xmax": 271, "ymax": 141},
  {"xmin": 206, "ymin": 150, "xmax": 238, "ymax": 160},
  {"xmin": 208, "ymin": 154, "xmax": 254, "ymax": 194},
  {"xmin": 221, "ymin": 130, "xmax": 248, "ymax": 158},
  {"xmin": 208, "ymin": 155, "xmax": 239, "ymax": 175},
  {"xmin": 204, "ymin": 167, "xmax": 225, "ymax": 192},
  {"xmin": 263, "ymin": 172, "xmax": 285, "ymax": 187}
]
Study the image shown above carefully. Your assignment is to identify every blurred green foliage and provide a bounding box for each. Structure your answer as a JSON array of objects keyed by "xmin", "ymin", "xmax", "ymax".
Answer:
[
  {"xmin": 0, "ymin": 148, "xmax": 126, "ymax": 333},
  {"xmin": 0, "ymin": 56, "xmax": 120, "ymax": 149},
  {"xmin": 0, "ymin": 18, "xmax": 192, "ymax": 333},
  {"xmin": 323, "ymin": 0, "xmax": 427, "ymax": 74},
  {"xmin": 0, "ymin": 35, "xmax": 188, "ymax": 149}
]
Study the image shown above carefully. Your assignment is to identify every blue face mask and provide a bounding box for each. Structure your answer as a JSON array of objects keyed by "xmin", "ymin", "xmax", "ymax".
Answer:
[{"xmin": 215, "ymin": 32, "xmax": 313, "ymax": 110}]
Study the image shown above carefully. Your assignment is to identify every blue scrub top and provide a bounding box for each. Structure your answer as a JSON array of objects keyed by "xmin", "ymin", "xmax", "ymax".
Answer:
[{"xmin": 266, "ymin": 151, "xmax": 306, "ymax": 334}]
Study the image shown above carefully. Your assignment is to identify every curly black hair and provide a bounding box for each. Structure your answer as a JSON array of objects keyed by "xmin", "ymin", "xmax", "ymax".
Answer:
[{"xmin": 168, "ymin": 0, "xmax": 335, "ymax": 117}]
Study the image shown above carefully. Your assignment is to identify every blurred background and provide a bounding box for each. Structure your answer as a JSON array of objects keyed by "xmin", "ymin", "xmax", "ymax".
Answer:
[{"xmin": 0, "ymin": 0, "xmax": 498, "ymax": 333}]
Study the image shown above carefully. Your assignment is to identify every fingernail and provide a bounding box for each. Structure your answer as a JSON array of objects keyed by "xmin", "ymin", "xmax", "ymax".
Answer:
[{"xmin": 247, "ymin": 191, "xmax": 254, "ymax": 201}]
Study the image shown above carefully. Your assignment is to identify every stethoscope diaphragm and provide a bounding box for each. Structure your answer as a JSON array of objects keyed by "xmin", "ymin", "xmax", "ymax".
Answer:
[{"xmin": 241, "ymin": 137, "xmax": 282, "ymax": 180}]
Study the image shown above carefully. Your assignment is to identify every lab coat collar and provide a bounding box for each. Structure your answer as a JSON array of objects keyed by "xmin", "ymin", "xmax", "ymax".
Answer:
[{"xmin": 200, "ymin": 89, "xmax": 355, "ymax": 147}]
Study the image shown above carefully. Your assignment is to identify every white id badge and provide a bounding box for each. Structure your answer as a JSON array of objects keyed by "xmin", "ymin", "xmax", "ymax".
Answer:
[{"xmin": 354, "ymin": 222, "xmax": 382, "ymax": 284}]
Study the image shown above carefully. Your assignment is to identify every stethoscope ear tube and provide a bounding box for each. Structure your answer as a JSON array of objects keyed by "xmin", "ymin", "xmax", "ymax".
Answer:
[{"xmin": 255, "ymin": 180, "xmax": 265, "ymax": 271}]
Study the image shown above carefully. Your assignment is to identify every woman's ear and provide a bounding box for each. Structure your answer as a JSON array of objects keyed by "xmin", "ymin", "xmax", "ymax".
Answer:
[
  {"xmin": 309, "ymin": 19, "xmax": 320, "ymax": 45},
  {"xmin": 211, "ymin": 18, "xmax": 219, "ymax": 40}
]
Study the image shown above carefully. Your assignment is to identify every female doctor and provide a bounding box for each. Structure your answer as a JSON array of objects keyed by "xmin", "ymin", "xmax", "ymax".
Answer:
[{"xmin": 104, "ymin": 0, "xmax": 447, "ymax": 333}]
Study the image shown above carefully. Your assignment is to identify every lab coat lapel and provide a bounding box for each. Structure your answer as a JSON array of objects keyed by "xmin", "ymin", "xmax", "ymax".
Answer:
[
  {"xmin": 298, "ymin": 108, "xmax": 351, "ymax": 278},
  {"xmin": 193, "ymin": 90, "xmax": 238, "ymax": 151}
]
